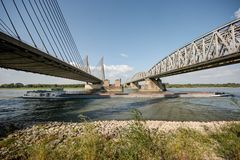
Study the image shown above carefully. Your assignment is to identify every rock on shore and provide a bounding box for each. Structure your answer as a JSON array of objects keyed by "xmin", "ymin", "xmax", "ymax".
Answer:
[{"xmin": 1, "ymin": 120, "xmax": 239, "ymax": 141}]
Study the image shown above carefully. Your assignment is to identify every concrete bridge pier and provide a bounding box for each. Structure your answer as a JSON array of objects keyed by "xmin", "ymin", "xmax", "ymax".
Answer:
[
  {"xmin": 102, "ymin": 79, "xmax": 123, "ymax": 92},
  {"xmin": 130, "ymin": 82, "xmax": 140, "ymax": 89},
  {"xmin": 85, "ymin": 82, "xmax": 103, "ymax": 91},
  {"xmin": 140, "ymin": 78, "xmax": 166, "ymax": 92}
]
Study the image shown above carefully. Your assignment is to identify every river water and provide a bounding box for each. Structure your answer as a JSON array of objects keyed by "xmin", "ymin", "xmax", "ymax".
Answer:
[{"xmin": 0, "ymin": 88, "xmax": 239, "ymax": 122}]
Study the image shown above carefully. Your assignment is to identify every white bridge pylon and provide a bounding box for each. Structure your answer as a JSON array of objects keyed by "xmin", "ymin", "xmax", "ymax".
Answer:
[{"xmin": 84, "ymin": 56, "xmax": 105, "ymax": 82}]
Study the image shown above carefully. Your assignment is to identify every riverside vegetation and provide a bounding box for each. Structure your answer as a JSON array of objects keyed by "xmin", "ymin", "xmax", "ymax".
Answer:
[
  {"xmin": 0, "ymin": 110, "xmax": 240, "ymax": 160},
  {"xmin": 0, "ymin": 83, "xmax": 85, "ymax": 89},
  {"xmin": 0, "ymin": 83, "xmax": 240, "ymax": 89},
  {"xmin": 165, "ymin": 83, "xmax": 240, "ymax": 88}
]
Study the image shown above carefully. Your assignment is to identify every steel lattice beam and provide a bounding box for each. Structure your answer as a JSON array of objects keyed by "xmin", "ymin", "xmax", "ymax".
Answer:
[{"xmin": 127, "ymin": 19, "xmax": 240, "ymax": 83}]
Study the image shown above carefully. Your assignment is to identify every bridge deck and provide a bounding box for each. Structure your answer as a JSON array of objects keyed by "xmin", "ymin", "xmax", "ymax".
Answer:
[
  {"xmin": 134, "ymin": 52, "xmax": 240, "ymax": 82},
  {"xmin": 0, "ymin": 32, "xmax": 102, "ymax": 84}
]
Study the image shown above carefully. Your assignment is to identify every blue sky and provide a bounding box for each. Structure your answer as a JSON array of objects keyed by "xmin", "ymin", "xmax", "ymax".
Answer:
[{"xmin": 0, "ymin": 0, "xmax": 240, "ymax": 84}]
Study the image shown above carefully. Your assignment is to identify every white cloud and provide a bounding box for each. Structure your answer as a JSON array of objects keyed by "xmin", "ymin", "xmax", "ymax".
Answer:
[
  {"xmin": 104, "ymin": 64, "xmax": 134, "ymax": 82},
  {"xmin": 89, "ymin": 64, "xmax": 134, "ymax": 82},
  {"xmin": 120, "ymin": 53, "xmax": 128, "ymax": 58},
  {"xmin": 235, "ymin": 8, "xmax": 240, "ymax": 19},
  {"xmin": 104, "ymin": 64, "xmax": 133, "ymax": 73}
]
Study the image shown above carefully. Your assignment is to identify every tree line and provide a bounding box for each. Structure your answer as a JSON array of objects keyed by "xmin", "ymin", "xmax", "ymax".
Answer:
[
  {"xmin": 0, "ymin": 83, "xmax": 239, "ymax": 88},
  {"xmin": 165, "ymin": 83, "xmax": 240, "ymax": 88},
  {"xmin": 0, "ymin": 83, "xmax": 85, "ymax": 88}
]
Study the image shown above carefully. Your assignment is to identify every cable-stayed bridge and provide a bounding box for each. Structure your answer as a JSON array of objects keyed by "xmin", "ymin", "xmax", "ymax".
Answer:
[
  {"xmin": 1, "ymin": 0, "xmax": 240, "ymax": 90},
  {"xmin": 126, "ymin": 19, "xmax": 240, "ymax": 91},
  {"xmin": 0, "ymin": 0, "xmax": 104, "ymax": 84}
]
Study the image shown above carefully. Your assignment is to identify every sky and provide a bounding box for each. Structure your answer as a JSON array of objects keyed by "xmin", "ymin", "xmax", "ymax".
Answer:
[{"xmin": 0, "ymin": 0, "xmax": 240, "ymax": 84}]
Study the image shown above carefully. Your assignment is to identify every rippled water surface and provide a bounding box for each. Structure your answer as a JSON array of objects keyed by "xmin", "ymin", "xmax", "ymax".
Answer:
[{"xmin": 0, "ymin": 88, "xmax": 240, "ymax": 122}]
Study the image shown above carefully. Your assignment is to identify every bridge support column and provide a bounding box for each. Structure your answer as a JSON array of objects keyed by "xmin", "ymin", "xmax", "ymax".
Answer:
[
  {"xmin": 85, "ymin": 83, "xmax": 103, "ymax": 91},
  {"xmin": 140, "ymin": 78, "xmax": 166, "ymax": 92},
  {"xmin": 103, "ymin": 79, "xmax": 123, "ymax": 92},
  {"xmin": 130, "ymin": 82, "xmax": 140, "ymax": 89}
]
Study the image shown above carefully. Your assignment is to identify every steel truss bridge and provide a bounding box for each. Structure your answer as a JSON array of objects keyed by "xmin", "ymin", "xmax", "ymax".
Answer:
[
  {"xmin": 0, "ymin": 0, "xmax": 104, "ymax": 84},
  {"xmin": 127, "ymin": 19, "xmax": 240, "ymax": 84}
]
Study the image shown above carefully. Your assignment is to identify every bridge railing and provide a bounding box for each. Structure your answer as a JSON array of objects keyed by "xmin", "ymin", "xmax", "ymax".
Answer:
[{"xmin": 126, "ymin": 72, "xmax": 146, "ymax": 83}]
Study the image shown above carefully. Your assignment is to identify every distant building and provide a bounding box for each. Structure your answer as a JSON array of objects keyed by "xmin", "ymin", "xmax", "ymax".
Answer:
[
  {"xmin": 115, "ymin": 79, "xmax": 121, "ymax": 87},
  {"xmin": 103, "ymin": 79, "xmax": 110, "ymax": 87}
]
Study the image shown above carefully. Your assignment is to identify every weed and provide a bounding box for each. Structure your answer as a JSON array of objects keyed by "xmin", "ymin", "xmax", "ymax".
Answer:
[
  {"xmin": 211, "ymin": 123, "xmax": 240, "ymax": 160},
  {"xmin": 0, "ymin": 137, "xmax": 16, "ymax": 148},
  {"xmin": 164, "ymin": 128, "xmax": 214, "ymax": 160}
]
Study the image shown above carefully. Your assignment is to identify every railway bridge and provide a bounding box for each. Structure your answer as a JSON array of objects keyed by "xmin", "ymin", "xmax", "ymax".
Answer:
[{"xmin": 126, "ymin": 19, "xmax": 240, "ymax": 91}]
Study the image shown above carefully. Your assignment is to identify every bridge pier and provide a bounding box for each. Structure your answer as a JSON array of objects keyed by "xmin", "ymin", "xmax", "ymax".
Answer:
[
  {"xmin": 85, "ymin": 83, "xmax": 103, "ymax": 91},
  {"xmin": 140, "ymin": 78, "xmax": 166, "ymax": 92},
  {"xmin": 102, "ymin": 79, "xmax": 123, "ymax": 92},
  {"xmin": 130, "ymin": 82, "xmax": 140, "ymax": 89}
]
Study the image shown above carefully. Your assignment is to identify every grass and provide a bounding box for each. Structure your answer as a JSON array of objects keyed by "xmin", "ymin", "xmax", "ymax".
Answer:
[
  {"xmin": 1, "ymin": 111, "xmax": 240, "ymax": 160},
  {"xmin": 210, "ymin": 123, "xmax": 240, "ymax": 160},
  {"xmin": 164, "ymin": 128, "xmax": 214, "ymax": 160},
  {"xmin": 0, "ymin": 137, "xmax": 16, "ymax": 148}
]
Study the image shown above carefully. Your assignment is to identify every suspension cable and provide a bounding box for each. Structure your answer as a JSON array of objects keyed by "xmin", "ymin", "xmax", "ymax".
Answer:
[
  {"xmin": 33, "ymin": 0, "xmax": 64, "ymax": 61},
  {"xmin": 53, "ymin": 0, "xmax": 84, "ymax": 65},
  {"xmin": 51, "ymin": 0, "xmax": 83, "ymax": 68},
  {"xmin": 28, "ymin": 0, "xmax": 57, "ymax": 57},
  {"xmin": 0, "ymin": 0, "xmax": 20, "ymax": 40},
  {"xmin": 22, "ymin": 0, "xmax": 48, "ymax": 53},
  {"xmin": 0, "ymin": 18, "xmax": 12, "ymax": 36},
  {"xmin": 42, "ymin": 0, "xmax": 74, "ymax": 65},
  {"xmin": 0, "ymin": 18, "xmax": 14, "ymax": 36},
  {"xmin": 13, "ymin": 0, "xmax": 37, "ymax": 47},
  {"xmin": 47, "ymin": 0, "xmax": 81, "ymax": 68},
  {"xmin": 38, "ymin": 0, "xmax": 69, "ymax": 63}
]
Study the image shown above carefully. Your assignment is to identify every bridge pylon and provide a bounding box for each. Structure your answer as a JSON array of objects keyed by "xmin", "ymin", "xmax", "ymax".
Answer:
[{"xmin": 84, "ymin": 56, "xmax": 106, "ymax": 91}]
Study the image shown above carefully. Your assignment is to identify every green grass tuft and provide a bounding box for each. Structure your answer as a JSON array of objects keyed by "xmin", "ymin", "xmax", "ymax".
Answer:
[
  {"xmin": 211, "ymin": 123, "xmax": 240, "ymax": 160},
  {"xmin": 164, "ymin": 128, "xmax": 214, "ymax": 160}
]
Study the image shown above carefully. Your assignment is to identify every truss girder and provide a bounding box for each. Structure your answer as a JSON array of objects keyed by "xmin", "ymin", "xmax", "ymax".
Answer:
[{"xmin": 127, "ymin": 19, "xmax": 240, "ymax": 83}]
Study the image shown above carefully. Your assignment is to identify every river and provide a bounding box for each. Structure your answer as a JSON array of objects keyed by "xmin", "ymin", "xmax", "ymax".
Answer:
[{"xmin": 0, "ymin": 88, "xmax": 240, "ymax": 122}]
